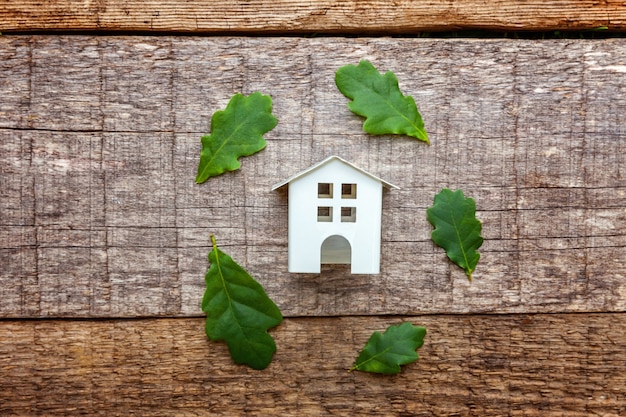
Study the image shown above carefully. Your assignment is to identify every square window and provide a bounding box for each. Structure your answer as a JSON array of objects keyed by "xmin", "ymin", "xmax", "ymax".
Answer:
[
  {"xmin": 317, "ymin": 206, "xmax": 333, "ymax": 222},
  {"xmin": 341, "ymin": 207, "xmax": 356, "ymax": 222},
  {"xmin": 341, "ymin": 183, "xmax": 357, "ymax": 199},
  {"xmin": 318, "ymin": 183, "xmax": 333, "ymax": 198}
]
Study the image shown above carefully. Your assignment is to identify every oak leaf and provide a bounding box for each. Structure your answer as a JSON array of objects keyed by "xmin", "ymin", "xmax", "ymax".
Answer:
[
  {"xmin": 202, "ymin": 235, "xmax": 283, "ymax": 370},
  {"xmin": 427, "ymin": 188, "xmax": 483, "ymax": 281},
  {"xmin": 195, "ymin": 92, "xmax": 277, "ymax": 183},
  {"xmin": 351, "ymin": 322, "xmax": 427, "ymax": 374},
  {"xmin": 335, "ymin": 60, "xmax": 429, "ymax": 143}
]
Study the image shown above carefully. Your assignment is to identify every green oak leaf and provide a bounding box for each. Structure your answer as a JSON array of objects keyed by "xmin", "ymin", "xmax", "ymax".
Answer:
[
  {"xmin": 426, "ymin": 188, "xmax": 484, "ymax": 281},
  {"xmin": 195, "ymin": 92, "xmax": 278, "ymax": 184},
  {"xmin": 351, "ymin": 322, "xmax": 427, "ymax": 374},
  {"xmin": 335, "ymin": 60, "xmax": 429, "ymax": 144},
  {"xmin": 202, "ymin": 235, "xmax": 283, "ymax": 370}
]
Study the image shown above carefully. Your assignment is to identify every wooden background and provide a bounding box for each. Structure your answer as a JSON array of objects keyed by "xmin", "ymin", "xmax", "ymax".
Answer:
[{"xmin": 1, "ymin": 2, "xmax": 626, "ymax": 416}]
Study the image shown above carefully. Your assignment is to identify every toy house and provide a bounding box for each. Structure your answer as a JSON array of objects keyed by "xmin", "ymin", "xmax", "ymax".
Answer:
[{"xmin": 272, "ymin": 156, "xmax": 399, "ymax": 274}]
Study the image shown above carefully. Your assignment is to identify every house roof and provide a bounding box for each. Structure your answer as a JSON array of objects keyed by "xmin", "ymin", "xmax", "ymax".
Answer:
[{"xmin": 271, "ymin": 155, "xmax": 400, "ymax": 190}]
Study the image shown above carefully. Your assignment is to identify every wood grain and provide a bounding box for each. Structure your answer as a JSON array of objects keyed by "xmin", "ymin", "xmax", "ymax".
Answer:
[
  {"xmin": 0, "ymin": 314, "xmax": 624, "ymax": 416},
  {"xmin": 1, "ymin": 0, "xmax": 626, "ymax": 34},
  {"xmin": 3, "ymin": 36, "xmax": 626, "ymax": 318}
]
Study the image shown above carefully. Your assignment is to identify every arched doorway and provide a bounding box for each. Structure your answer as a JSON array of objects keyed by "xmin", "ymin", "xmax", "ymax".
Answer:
[{"xmin": 320, "ymin": 235, "xmax": 351, "ymax": 265}]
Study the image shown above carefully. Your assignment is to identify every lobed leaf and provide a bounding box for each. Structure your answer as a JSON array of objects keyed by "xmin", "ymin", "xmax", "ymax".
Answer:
[
  {"xmin": 202, "ymin": 235, "xmax": 283, "ymax": 370},
  {"xmin": 335, "ymin": 60, "xmax": 429, "ymax": 143},
  {"xmin": 195, "ymin": 92, "xmax": 278, "ymax": 184},
  {"xmin": 351, "ymin": 322, "xmax": 427, "ymax": 374},
  {"xmin": 426, "ymin": 188, "xmax": 484, "ymax": 281}
]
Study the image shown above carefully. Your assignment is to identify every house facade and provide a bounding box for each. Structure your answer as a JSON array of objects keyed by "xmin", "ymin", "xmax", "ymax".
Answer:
[{"xmin": 272, "ymin": 156, "xmax": 398, "ymax": 274}]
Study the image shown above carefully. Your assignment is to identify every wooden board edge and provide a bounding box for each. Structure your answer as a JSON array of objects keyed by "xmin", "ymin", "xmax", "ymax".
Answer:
[
  {"xmin": 1, "ymin": 0, "xmax": 625, "ymax": 34},
  {"xmin": 1, "ymin": 313, "xmax": 624, "ymax": 415}
]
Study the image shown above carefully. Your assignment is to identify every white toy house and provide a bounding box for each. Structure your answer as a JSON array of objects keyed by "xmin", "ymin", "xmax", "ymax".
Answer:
[{"xmin": 272, "ymin": 156, "xmax": 399, "ymax": 274}]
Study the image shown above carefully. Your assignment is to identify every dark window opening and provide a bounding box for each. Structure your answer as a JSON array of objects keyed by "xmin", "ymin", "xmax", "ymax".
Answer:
[
  {"xmin": 317, "ymin": 206, "xmax": 333, "ymax": 222},
  {"xmin": 318, "ymin": 183, "xmax": 333, "ymax": 198},
  {"xmin": 341, "ymin": 183, "xmax": 357, "ymax": 199},
  {"xmin": 341, "ymin": 207, "xmax": 356, "ymax": 222}
]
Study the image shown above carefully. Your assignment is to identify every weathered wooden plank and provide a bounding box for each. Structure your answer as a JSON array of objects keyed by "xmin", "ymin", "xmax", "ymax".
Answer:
[
  {"xmin": 2, "ymin": 36, "xmax": 626, "ymax": 318},
  {"xmin": 0, "ymin": 314, "xmax": 624, "ymax": 416},
  {"xmin": 1, "ymin": 0, "xmax": 625, "ymax": 34}
]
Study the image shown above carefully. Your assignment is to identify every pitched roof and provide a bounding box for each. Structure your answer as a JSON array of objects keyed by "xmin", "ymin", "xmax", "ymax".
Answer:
[{"xmin": 271, "ymin": 155, "xmax": 400, "ymax": 190}]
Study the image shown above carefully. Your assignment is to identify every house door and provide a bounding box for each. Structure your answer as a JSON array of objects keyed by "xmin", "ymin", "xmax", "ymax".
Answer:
[{"xmin": 320, "ymin": 235, "xmax": 351, "ymax": 265}]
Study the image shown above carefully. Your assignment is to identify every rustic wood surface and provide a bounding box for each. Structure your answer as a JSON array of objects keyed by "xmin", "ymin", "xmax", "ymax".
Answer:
[
  {"xmin": 2, "ymin": 34, "xmax": 626, "ymax": 415},
  {"xmin": 3, "ymin": 36, "xmax": 626, "ymax": 318},
  {"xmin": 1, "ymin": 0, "xmax": 626, "ymax": 34},
  {"xmin": 1, "ymin": 314, "xmax": 624, "ymax": 416}
]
